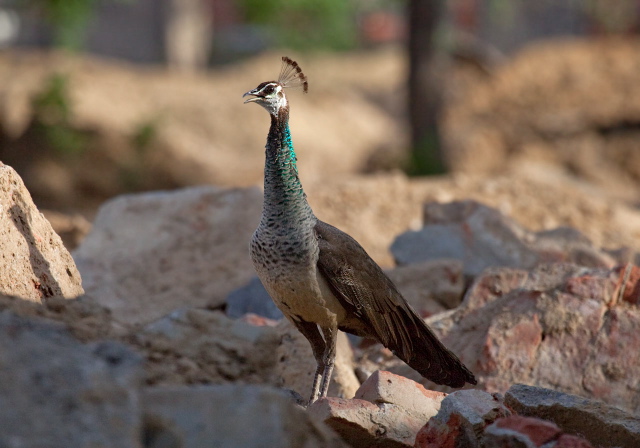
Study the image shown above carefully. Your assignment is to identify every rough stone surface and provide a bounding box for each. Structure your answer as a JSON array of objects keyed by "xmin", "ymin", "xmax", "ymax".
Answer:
[
  {"xmin": 0, "ymin": 163, "xmax": 84, "ymax": 302},
  {"xmin": 276, "ymin": 319, "xmax": 360, "ymax": 401},
  {"xmin": 504, "ymin": 384, "xmax": 640, "ymax": 448},
  {"xmin": 0, "ymin": 293, "xmax": 117, "ymax": 342},
  {"xmin": 0, "ymin": 310, "xmax": 142, "ymax": 447},
  {"xmin": 129, "ymin": 308, "xmax": 281, "ymax": 386},
  {"xmin": 226, "ymin": 276, "xmax": 284, "ymax": 320},
  {"xmin": 483, "ymin": 415, "xmax": 595, "ymax": 448},
  {"xmin": 414, "ymin": 389, "xmax": 512, "ymax": 448},
  {"xmin": 386, "ymin": 259, "xmax": 464, "ymax": 314},
  {"xmin": 308, "ymin": 397, "xmax": 427, "ymax": 448},
  {"xmin": 356, "ymin": 371, "xmax": 446, "ymax": 421},
  {"xmin": 391, "ymin": 201, "xmax": 614, "ymax": 277},
  {"xmin": 143, "ymin": 384, "xmax": 347, "ymax": 448},
  {"xmin": 393, "ymin": 262, "xmax": 640, "ymax": 414},
  {"xmin": 74, "ymin": 186, "xmax": 261, "ymax": 325}
]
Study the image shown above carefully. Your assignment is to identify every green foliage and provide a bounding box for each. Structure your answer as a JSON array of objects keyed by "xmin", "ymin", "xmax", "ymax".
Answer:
[
  {"xmin": 239, "ymin": 0, "xmax": 358, "ymax": 51},
  {"xmin": 131, "ymin": 117, "xmax": 159, "ymax": 154},
  {"xmin": 41, "ymin": 0, "xmax": 96, "ymax": 50},
  {"xmin": 32, "ymin": 73, "xmax": 88, "ymax": 156}
]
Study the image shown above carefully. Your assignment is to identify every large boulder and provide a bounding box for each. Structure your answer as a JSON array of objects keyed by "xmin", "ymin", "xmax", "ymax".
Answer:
[
  {"xmin": 390, "ymin": 262, "xmax": 640, "ymax": 414},
  {"xmin": 142, "ymin": 384, "xmax": 348, "ymax": 448},
  {"xmin": 0, "ymin": 310, "xmax": 142, "ymax": 447},
  {"xmin": 0, "ymin": 163, "xmax": 83, "ymax": 302},
  {"xmin": 74, "ymin": 186, "xmax": 261, "ymax": 326},
  {"xmin": 391, "ymin": 200, "xmax": 615, "ymax": 277}
]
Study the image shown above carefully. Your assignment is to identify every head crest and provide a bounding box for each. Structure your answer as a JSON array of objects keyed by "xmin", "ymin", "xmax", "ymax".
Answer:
[{"xmin": 278, "ymin": 57, "xmax": 308, "ymax": 93}]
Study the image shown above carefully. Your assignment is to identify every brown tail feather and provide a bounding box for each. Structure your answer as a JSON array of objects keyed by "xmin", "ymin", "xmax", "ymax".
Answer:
[{"xmin": 389, "ymin": 309, "xmax": 476, "ymax": 388}]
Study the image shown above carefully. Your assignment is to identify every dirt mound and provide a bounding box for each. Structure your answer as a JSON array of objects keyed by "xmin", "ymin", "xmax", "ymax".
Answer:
[
  {"xmin": 443, "ymin": 37, "xmax": 640, "ymax": 201},
  {"xmin": 0, "ymin": 49, "xmax": 404, "ymax": 213}
]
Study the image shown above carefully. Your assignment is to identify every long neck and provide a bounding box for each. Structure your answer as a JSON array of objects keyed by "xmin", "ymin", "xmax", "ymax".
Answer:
[{"xmin": 261, "ymin": 107, "xmax": 314, "ymax": 226}]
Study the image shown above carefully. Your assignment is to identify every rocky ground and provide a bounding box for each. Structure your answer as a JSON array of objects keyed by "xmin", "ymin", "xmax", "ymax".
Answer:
[{"xmin": 0, "ymin": 39, "xmax": 640, "ymax": 446}]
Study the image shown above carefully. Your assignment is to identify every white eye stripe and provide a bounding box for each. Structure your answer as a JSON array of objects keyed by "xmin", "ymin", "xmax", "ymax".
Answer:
[{"xmin": 258, "ymin": 83, "xmax": 281, "ymax": 95}]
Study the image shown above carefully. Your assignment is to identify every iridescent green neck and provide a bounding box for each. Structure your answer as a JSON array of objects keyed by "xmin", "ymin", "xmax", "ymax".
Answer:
[{"xmin": 262, "ymin": 108, "xmax": 313, "ymax": 225}]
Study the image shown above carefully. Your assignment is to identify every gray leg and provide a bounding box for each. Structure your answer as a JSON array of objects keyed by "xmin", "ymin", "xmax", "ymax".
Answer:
[
  {"xmin": 291, "ymin": 319, "xmax": 326, "ymax": 404},
  {"xmin": 318, "ymin": 324, "xmax": 338, "ymax": 399}
]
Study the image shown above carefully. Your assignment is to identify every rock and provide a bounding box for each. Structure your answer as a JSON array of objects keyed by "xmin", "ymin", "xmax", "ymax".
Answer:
[
  {"xmin": 130, "ymin": 308, "xmax": 281, "ymax": 386},
  {"xmin": 0, "ymin": 293, "xmax": 117, "ymax": 342},
  {"xmin": 0, "ymin": 310, "xmax": 142, "ymax": 447},
  {"xmin": 484, "ymin": 415, "xmax": 594, "ymax": 448},
  {"xmin": 355, "ymin": 371, "xmax": 446, "ymax": 420},
  {"xmin": 0, "ymin": 163, "xmax": 84, "ymax": 302},
  {"xmin": 386, "ymin": 259, "xmax": 464, "ymax": 313},
  {"xmin": 613, "ymin": 263, "xmax": 640, "ymax": 306},
  {"xmin": 391, "ymin": 201, "xmax": 614, "ymax": 277},
  {"xmin": 414, "ymin": 389, "xmax": 511, "ymax": 448},
  {"xmin": 407, "ymin": 262, "xmax": 640, "ymax": 414},
  {"xmin": 276, "ymin": 319, "xmax": 360, "ymax": 401},
  {"xmin": 142, "ymin": 384, "xmax": 347, "ymax": 448},
  {"xmin": 308, "ymin": 397, "xmax": 427, "ymax": 448},
  {"xmin": 226, "ymin": 276, "xmax": 283, "ymax": 320},
  {"xmin": 73, "ymin": 186, "xmax": 261, "ymax": 326},
  {"xmin": 504, "ymin": 384, "xmax": 640, "ymax": 448},
  {"xmin": 307, "ymin": 372, "xmax": 448, "ymax": 447}
]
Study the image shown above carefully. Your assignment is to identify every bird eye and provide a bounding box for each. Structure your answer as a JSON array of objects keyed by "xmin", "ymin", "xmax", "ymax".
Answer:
[{"xmin": 263, "ymin": 85, "xmax": 275, "ymax": 94}]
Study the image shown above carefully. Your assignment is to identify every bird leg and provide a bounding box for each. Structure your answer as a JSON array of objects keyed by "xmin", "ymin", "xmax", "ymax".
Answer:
[
  {"xmin": 291, "ymin": 319, "xmax": 326, "ymax": 404},
  {"xmin": 318, "ymin": 325, "xmax": 337, "ymax": 400}
]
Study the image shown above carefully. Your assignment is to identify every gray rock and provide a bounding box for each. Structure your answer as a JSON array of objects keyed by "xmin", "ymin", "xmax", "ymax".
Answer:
[
  {"xmin": 73, "ymin": 186, "xmax": 262, "ymax": 326},
  {"xmin": 391, "ymin": 200, "xmax": 614, "ymax": 277},
  {"xmin": 415, "ymin": 389, "xmax": 512, "ymax": 448},
  {"xmin": 0, "ymin": 311, "xmax": 142, "ymax": 448},
  {"xmin": 0, "ymin": 163, "xmax": 84, "ymax": 302},
  {"xmin": 505, "ymin": 384, "xmax": 640, "ymax": 448},
  {"xmin": 142, "ymin": 384, "xmax": 347, "ymax": 448},
  {"xmin": 226, "ymin": 276, "xmax": 283, "ymax": 320},
  {"xmin": 386, "ymin": 259, "xmax": 464, "ymax": 312},
  {"xmin": 131, "ymin": 308, "xmax": 281, "ymax": 386}
]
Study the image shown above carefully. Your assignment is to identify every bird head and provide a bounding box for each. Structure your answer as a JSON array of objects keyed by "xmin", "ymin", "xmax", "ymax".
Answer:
[
  {"xmin": 243, "ymin": 81, "xmax": 287, "ymax": 115},
  {"xmin": 243, "ymin": 57, "xmax": 308, "ymax": 116}
]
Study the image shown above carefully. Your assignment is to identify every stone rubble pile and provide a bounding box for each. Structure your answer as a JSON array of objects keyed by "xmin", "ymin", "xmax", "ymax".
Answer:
[{"xmin": 1, "ymin": 164, "xmax": 639, "ymax": 447}]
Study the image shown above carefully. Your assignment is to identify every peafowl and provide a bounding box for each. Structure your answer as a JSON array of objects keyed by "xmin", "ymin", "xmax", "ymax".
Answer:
[{"xmin": 244, "ymin": 57, "xmax": 476, "ymax": 405}]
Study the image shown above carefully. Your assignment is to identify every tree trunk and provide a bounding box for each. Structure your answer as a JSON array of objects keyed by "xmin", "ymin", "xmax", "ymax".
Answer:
[
  {"xmin": 407, "ymin": 0, "xmax": 447, "ymax": 174},
  {"xmin": 166, "ymin": 0, "xmax": 213, "ymax": 73}
]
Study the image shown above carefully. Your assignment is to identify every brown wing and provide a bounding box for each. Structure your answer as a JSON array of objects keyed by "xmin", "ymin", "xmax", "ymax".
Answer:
[{"xmin": 314, "ymin": 220, "xmax": 476, "ymax": 388}]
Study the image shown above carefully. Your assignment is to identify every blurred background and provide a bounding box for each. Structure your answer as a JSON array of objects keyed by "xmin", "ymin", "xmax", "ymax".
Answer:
[{"xmin": 0, "ymin": 0, "xmax": 639, "ymax": 250}]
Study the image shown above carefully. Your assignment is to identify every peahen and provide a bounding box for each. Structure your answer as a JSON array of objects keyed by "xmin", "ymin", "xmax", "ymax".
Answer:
[{"xmin": 244, "ymin": 57, "xmax": 476, "ymax": 405}]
